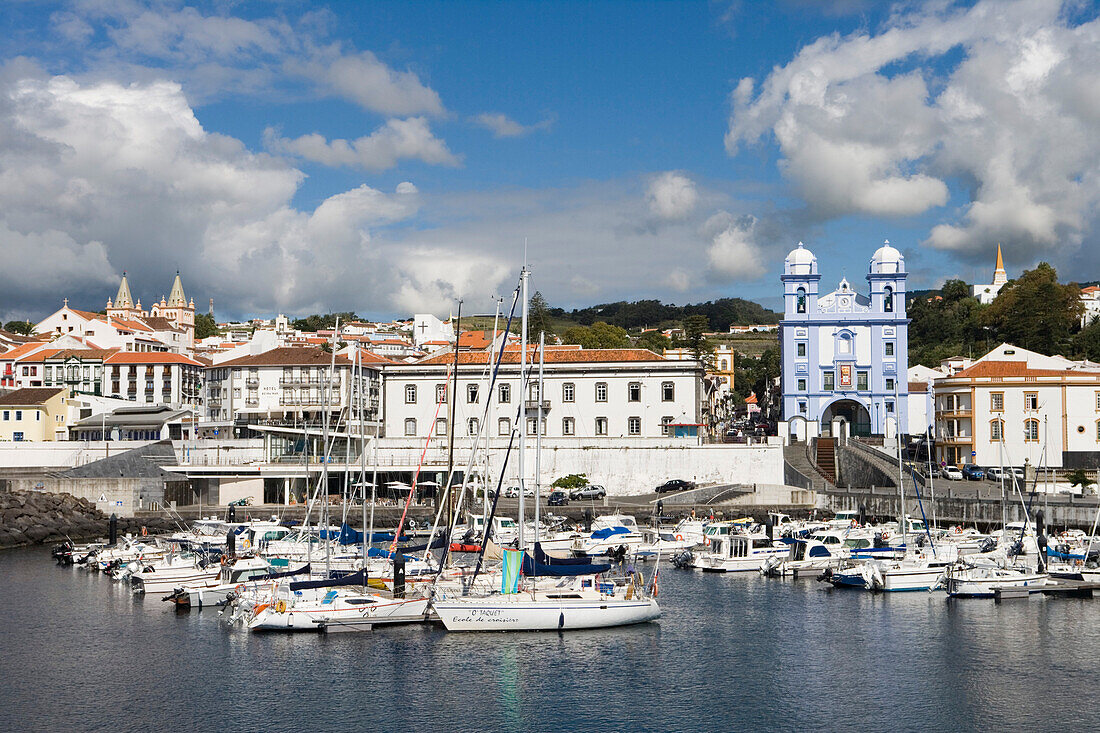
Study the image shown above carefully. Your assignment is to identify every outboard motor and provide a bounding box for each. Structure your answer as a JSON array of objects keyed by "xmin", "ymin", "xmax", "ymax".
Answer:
[
  {"xmin": 583, "ymin": 508, "xmax": 594, "ymax": 532},
  {"xmin": 228, "ymin": 504, "xmax": 237, "ymax": 523},
  {"xmin": 873, "ymin": 533, "xmax": 887, "ymax": 549},
  {"xmin": 978, "ymin": 536, "xmax": 997, "ymax": 554},
  {"xmin": 858, "ymin": 503, "xmax": 867, "ymax": 527}
]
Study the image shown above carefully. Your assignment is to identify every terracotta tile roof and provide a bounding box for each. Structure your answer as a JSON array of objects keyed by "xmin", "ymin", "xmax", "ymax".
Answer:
[
  {"xmin": 0, "ymin": 387, "xmax": 66, "ymax": 405},
  {"xmin": 216, "ymin": 347, "xmax": 353, "ymax": 367},
  {"xmin": 349, "ymin": 349, "xmax": 393, "ymax": 364},
  {"xmin": 0, "ymin": 329, "xmax": 37, "ymax": 344},
  {"xmin": 68, "ymin": 308, "xmax": 102, "ymax": 320},
  {"xmin": 29, "ymin": 348, "xmax": 118, "ymax": 362},
  {"xmin": 1082, "ymin": 285, "xmax": 1100, "ymax": 294},
  {"xmin": 105, "ymin": 352, "xmax": 203, "ymax": 366},
  {"xmin": 414, "ymin": 348, "xmax": 666, "ymax": 366},
  {"xmin": 948, "ymin": 361, "xmax": 1100, "ymax": 380},
  {"xmin": 0, "ymin": 342, "xmax": 52, "ymax": 360},
  {"xmin": 100, "ymin": 316, "xmax": 153, "ymax": 332},
  {"xmin": 908, "ymin": 381, "xmax": 929, "ymax": 392},
  {"xmin": 142, "ymin": 316, "xmax": 185, "ymax": 332}
]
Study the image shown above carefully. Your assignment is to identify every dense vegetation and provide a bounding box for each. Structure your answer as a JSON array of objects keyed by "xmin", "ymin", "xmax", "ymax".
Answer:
[{"xmin": 554, "ymin": 297, "xmax": 779, "ymax": 332}]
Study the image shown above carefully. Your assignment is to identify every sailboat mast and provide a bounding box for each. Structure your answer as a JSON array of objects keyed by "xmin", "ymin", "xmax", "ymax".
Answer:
[
  {"xmin": 358, "ymin": 349, "xmax": 367, "ymax": 582},
  {"xmin": 517, "ymin": 265, "xmax": 529, "ymax": 551},
  {"xmin": 446, "ymin": 300, "xmax": 463, "ymax": 543},
  {"xmin": 894, "ymin": 378, "xmax": 905, "ymax": 543},
  {"xmin": 535, "ymin": 331, "xmax": 545, "ymax": 548}
]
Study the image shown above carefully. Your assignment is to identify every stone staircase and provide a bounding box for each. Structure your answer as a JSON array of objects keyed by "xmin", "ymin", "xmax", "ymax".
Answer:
[{"xmin": 814, "ymin": 438, "xmax": 838, "ymax": 485}]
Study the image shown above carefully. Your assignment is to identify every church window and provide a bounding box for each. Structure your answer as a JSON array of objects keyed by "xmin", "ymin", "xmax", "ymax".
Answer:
[
  {"xmin": 884, "ymin": 286, "xmax": 894, "ymax": 313},
  {"xmin": 886, "ymin": 378, "xmax": 895, "ymax": 392},
  {"xmin": 823, "ymin": 372, "xmax": 835, "ymax": 391},
  {"xmin": 405, "ymin": 384, "xmax": 417, "ymax": 404},
  {"xmin": 796, "ymin": 287, "xmax": 806, "ymax": 313},
  {"xmin": 720, "ymin": 359, "xmax": 728, "ymax": 370},
  {"xmin": 884, "ymin": 342, "xmax": 895, "ymax": 357},
  {"xmin": 797, "ymin": 378, "xmax": 807, "ymax": 391},
  {"xmin": 838, "ymin": 334, "xmax": 852, "ymax": 355},
  {"xmin": 1024, "ymin": 419, "xmax": 1039, "ymax": 442},
  {"xmin": 796, "ymin": 343, "xmax": 806, "ymax": 357},
  {"xmin": 856, "ymin": 371, "xmax": 868, "ymax": 391}
]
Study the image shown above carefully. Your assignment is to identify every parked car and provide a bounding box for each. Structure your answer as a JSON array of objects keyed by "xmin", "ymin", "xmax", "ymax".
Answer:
[
  {"xmin": 547, "ymin": 490, "xmax": 569, "ymax": 506},
  {"xmin": 655, "ymin": 479, "xmax": 696, "ymax": 494},
  {"xmin": 501, "ymin": 486, "xmax": 520, "ymax": 498},
  {"xmin": 962, "ymin": 465, "xmax": 985, "ymax": 481},
  {"xmin": 523, "ymin": 485, "xmax": 536, "ymax": 498},
  {"xmin": 943, "ymin": 466, "xmax": 964, "ymax": 481},
  {"xmin": 1011, "ymin": 467, "xmax": 1025, "ymax": 481},
  {"xmin": 986, "ymin": 467, "xmax": 1005, "ymax": 481},
  {"xmin": 569, "ymin": 485, "xmax": 606, "ymax": 500}
]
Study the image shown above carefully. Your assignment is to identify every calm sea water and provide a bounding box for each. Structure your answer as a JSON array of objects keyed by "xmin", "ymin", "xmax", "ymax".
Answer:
[{"xmin": 3, "ymin": 547, "xmax": 1099, "ymax": 732}]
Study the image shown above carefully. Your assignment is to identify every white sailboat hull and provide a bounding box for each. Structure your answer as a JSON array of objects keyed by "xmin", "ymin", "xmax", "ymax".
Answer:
[
  {"xmin": 248, "ymin": 596, "xmax": 430, "ymax": 631},
  {"xmin": 432, "ymin": 595, "xmax": 661, "ymax": 631}
]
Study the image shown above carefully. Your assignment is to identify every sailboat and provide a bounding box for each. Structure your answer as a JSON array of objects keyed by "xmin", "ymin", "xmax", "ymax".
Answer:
[{"xmin": 431, "ymin": 265, "xmax": 661, "ymax": 631}]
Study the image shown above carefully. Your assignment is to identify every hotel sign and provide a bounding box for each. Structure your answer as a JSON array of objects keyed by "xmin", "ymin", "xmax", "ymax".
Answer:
[{"xmin": 839, "ymin": 364, "xmax": 852, "ymax": 388}]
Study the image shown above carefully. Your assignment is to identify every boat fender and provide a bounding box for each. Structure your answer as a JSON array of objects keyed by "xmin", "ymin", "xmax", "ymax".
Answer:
[
  {"xmin": 241, "ymin": 539, "xmax": 251, "ymax": 551},
  {"xmin": 275, "ymin": 600, "xmax": 287, "ymax": 614},
  {"xmin": 234, "ymin": 583, "xmax": 246, "ymax": 596},
  {"xmin": 141, "ymin": 526, "xmax": 148, "ymax": 537},
  {"xmin": 881, "ymin": 531, "xmax": 890, "ymax": 540},
  {"xmin": 220, "ymin": 555, "xmax": 228, "ymax": 566},
  {"xmin": 651, "ymin": 582, "xmax": 659, "ymax": 597},
  {"xmin": 675, "ymin": 534, "xmax": 684, "ymax": 542}
]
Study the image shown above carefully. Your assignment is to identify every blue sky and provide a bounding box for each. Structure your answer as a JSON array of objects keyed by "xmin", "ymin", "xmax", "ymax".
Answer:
[{"xmin": 0, "ymin": 0, "xmax": 1097, "ymax": 322}]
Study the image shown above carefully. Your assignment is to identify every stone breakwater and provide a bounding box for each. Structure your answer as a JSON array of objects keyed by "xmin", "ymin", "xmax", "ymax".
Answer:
[{"xmin": 0, "ymin": 490, "xmax": 175, "ymax": 549}]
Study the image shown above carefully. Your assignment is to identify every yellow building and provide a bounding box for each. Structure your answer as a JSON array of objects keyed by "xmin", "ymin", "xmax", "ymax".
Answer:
[{"xmin": 0, "ymin": 387, "xmax": 69, "ymax": 441}]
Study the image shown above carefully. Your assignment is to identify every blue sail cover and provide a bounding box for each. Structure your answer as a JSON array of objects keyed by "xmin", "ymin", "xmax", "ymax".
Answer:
[
  {"xmin": 263, "ymin": 563, "xmax": 311, "ymax": 579},
  {"xmin": 590, "ymin": 526, "xmax": 631, "ymax": 540},
  {"xmin": 522, "ymin": 554, "xmax": 611, "ymax": 577},
  {"xmin": 318, "ymin": 524, "xmax": 411, "ymax": 544},
  {"xmin": 288, "ymin": 569, "xmax": 368, "ymax": 591},
  {"xmin": 1047, "ymin": 548, "xmax": 1087, "ymax": 560}
]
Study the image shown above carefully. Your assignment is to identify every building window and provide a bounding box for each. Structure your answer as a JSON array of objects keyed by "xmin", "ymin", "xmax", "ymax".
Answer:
[
  {"xmin": 823, "ymin": 372, "xmax": 835, "ymax": 391},
  {"xmin": 662, "ymin": 382, "xmax": 674, "ymax": 401},
  {"xmin": 405, "ymin": 384, "xmax": 417, "ymax": 404},
  {"xmin": 628, "ymin": 383, "xmax": 642, "ymax": 402},
  {"xmin": 468, "ymin": 417, "xmax": 479, "ymax": 436},
  {"xmin": 595, "ymin": 382, "xmax": 608, "ymax": 402},
  {"xmin": 1096, "ymin": 391, "xmax": 1100, "ymax": 411},
  {"xmin": 595, "ymin": 417, "xmax": 608, "ymax": 436},
  {"xmin": 886, "ymin": 378, "xmax": 895, "ymax": 392},
  {"xmin": 1023, "ymin": 392, "xmax": 1038, "ymax": 411},
  {"xmin": 467, "ymin": 384, "xmax": 479, "ymax": 404},
  {"xmin": 15, "ymin": 410, "xmax": 22, "ymax": 420},
  {"xmin": 436, "ymin": 384, "xmax": 447, "ymax": 404},
  {"xmin": 1024, "ymin": 419, "xmax": 1039, "ymax": 442},
  {"xmin": 1, "ymin": 411, "xmax": 7, "ymax": 421},
  {"xmin": 796, "ymin": 287, "xmax": 806, "ymax": 313},
  {"xmin": 435, "ymin": 418, "xmax": 447, "ymax": 436},
  {"xmin": 885, "ymin": 400, "xmax": 894, "ymax": 413},
  {"xmin": 562, "ymin": 417, "xmax": 575, "ymax": 436},
  {"xmin": 884, "ymin": 286, "xmax": 894, "ymax": 313},
  {"xmin": 796, "ymin": 343, "xmax": 806, "ymax": 357},
  {"xmin": 527, "ymin": 417, "xmax": 545, "ymax": 436},
  {"xmin": 499, "ymin": 383, "xmax": 511, "ymax": 403},
  {"xmin": 404, "ymin": 418, "xmax": 417, "ymax": 436},
  {"xmin": 498, "ymin": 417, "xmax": 511, "ymax": 435},
  {"xmin": 798, "ymin": 402, "xmax": 807, "ymax": 414},
  {"xmin": 1096, "ymin": 420, "xmax": 1100, "ymax": 441},
  {"xmin": 528, "ymin": 382, "xmax": 540, "ymax": 402},
  {"xmin": 661, "ymin": 416, "xmax": 673, "ymax": 436},
  {"xmin": 991, "ymin": 393, "xmax": 1004, "ymax": 411},
  {"xmin": 884, "ymin": 342, "xmax": 895, "ymax": 357},
  {"xmin": 562, "ymin": 382, "xmax": 575, "ymax": 402},
  {"xmin": 990, "ymin": 419, "xmax": 1003, "ymax": 442},
  {"xmin": 628, "ymin": 416, "xmax": 641, "ymax": 435},
  {"xmin": 720, "ymin": 359, "xmax": 728, "ymax": 370},
  {"xmin": 838, "ymin": 334, "xmax": 852, "ymax": 355},
  {"xmin": 797, "ymin": 378, "xmax": 807, "ymax": 391},
  {"xmin": 856, "ymin": 371, "xmax": 868, "ymax": 391}
]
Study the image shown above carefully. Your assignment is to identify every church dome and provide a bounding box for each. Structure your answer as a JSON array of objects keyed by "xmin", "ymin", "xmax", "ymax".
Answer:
[
  {"xmin": 870, "ymin": 241, "xmax": 904, "ymax": 274},
  {"xmin": 784, "ymin": 242, "xmax": 816, "ymax": 275}
]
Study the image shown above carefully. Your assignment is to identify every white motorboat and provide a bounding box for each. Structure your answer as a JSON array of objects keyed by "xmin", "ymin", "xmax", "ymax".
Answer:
[
  {"xmin": 131, "ymin": 552, "xmax": 222, "ymax": 597},
  {"xmin": 692, "ymin": 533, "xmax": 788, "ymax": 572},
  {"xmin": 824, "ymin": 555, "xmax": 951, "ymax": 592},
  {"xmin": 164, "ymin": 557, "xmax": 282, "ymax": 608},
  {"xmin": 570, "ymin": 515, "xmax": 645, "ymax": 557},
  {"xmin": 943, "ymin": 563, "xmax": 1048, "ymax": 598}
]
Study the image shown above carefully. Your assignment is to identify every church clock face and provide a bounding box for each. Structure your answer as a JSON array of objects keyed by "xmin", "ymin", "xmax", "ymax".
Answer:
[{"xmin": 839, "ymin": 296, "xmax": 851, "ymax": 308}]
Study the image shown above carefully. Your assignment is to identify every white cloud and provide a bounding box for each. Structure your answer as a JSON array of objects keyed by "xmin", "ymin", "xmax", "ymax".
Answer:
[
  {"xmin": 706, "ymin": 213, "xmax": 767, "ymax": 281},
  {"xmin": 473, "ymin": 113, "xmax": 554, "ymax": 138},
  {"xmin": 646, "ymin": 172, "xmax": 699, "ymax": 220},
  {"xmin": 263, "ymin": 118, "xmax": 460, "ymax": 171},
  {"xmin": 295, "ymin": 51, "xmax": 445, "ymax": 117},
  {"xmin": 727, "ymin": 0, "xmax": 1100, "ymax": 262},
  {"xmin": 0, "ymin": 70, "xmax": 488, "ymax": 321}
]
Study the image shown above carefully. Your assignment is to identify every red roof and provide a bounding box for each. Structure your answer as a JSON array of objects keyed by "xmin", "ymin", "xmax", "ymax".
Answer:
[
  {"xmin": 415, "ymin": 348, "xmax": 666, "ymax": 366},
  {"xmin": 0, "ymin": 342, "xmax": 52, "ymax": 360},
  {"xmin": 105, "ymin": 352, "xmax": 203, "ymax": 366},
  {"xmin": 908, "ymin": 381, "xmax": 928, "ymax": 392},
  {"xmin": 217, "ymin": 347, "xmax": 353, "ymax": 367},
  {"xmin": 949, "ymin": 361, "xmax": 1100, "ymax": 380}
]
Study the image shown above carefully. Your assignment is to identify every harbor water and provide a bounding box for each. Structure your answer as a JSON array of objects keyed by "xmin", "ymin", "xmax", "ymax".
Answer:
[{"xmin": 3, "ymin": 546, "xmax": 1099, "ymax": 732}]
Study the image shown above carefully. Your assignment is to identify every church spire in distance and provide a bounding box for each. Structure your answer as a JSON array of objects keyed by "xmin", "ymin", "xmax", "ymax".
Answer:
[
  {"xmin": 114, "ymin": 271, "xmax": 134, "ymax": 309},
  {"xmin": 167, "ymin": 270, "xmax": 187, "ymax": 307}
]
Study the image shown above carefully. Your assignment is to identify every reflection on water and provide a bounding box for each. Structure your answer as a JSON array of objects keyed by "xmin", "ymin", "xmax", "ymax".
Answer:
[{"xmin": 2, "ymin": 547, "xmax": 1099, "ymax": 732}]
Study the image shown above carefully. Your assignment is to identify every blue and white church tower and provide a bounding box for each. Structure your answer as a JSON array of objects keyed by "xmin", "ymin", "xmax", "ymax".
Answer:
[{"xmin": 780, "ymin": 241, "xmax": 908, "ymax": 442}]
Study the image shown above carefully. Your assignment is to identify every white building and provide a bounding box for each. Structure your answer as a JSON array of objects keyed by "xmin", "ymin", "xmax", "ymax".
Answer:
[
  {"xmin": 971, "ymin": 245, "xmax": 1009, "ymax": 305},
  {"xmin": 411, "ymin": 313, "xmax": 454, "ymax": 347},
  {"xmin": 934, "ymin": 344, "xmax": 1100, "ymax": 469},
  {"xmin": 1081, "ymin": 285, "xmax": 1100, "ymax": 327},
  {"xmin": 381, "ymin": 346, "xmax": 704, "ymax": 444},
  {"xmin": 204, "ymin": 347, "xmax": 384, "ymax": 428}
]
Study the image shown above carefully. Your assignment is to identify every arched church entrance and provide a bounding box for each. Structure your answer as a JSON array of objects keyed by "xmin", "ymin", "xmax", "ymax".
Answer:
[{"xmin": 821, "ymin": 399, "xmax": 872, "ymax": 438}]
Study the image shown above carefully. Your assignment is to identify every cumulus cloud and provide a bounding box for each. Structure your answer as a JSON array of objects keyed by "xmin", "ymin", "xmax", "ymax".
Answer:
[
  {"xmin": 473, "ymin": 113, "xmax": 554, "ymax": 138},
  {"xmin": 726, "ymin": 0, "xmax": 1100, "ymax": 263},
  {"xmin": 263, "ymin": 118, "xmax": 460, "ymax": 171},
  {"xmin": 646, "ymin": 172, "xmax": 699, "ymax": 220},
  {"xmin": 0, "ymin": 71, "xmax": 487, "ymax": 322},
  {"xmin": 294, "ymin": 51, "xmax": 445, "ymax": 117},
  {"xmin": 705, "ymin": 213, "xmax": 767, "ymax": 281}
]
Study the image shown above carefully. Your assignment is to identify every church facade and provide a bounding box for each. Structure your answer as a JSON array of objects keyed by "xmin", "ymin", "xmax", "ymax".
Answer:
[{"xmin": 780, "ymin": 241, "xmax": 909, "ymax": 441}]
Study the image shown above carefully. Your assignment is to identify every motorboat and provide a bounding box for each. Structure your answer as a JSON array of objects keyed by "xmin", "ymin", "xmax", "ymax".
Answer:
[
  {"xmin": 692, "ymin": 533, "xmax": 788, "ymax": 573},
  {"xmin": 942, "ymin": 562, "xmax": 1048, "ymax": 598},
  {"xmin": 130, "ymin": 552, "xmax": 223, "ymax": 597},
  {"xmin": 164, "ymin": 556, "xmax": 283, "ymax": 608},
  {"xmin": 570, "ymin": 515, "xmax": 645, "ymax": 557}
]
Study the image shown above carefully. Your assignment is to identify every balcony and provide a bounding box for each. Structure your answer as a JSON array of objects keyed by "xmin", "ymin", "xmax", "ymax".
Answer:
[
  {"xmin": 245, "ymin": 399, "xmax": 259, "ymax": 407},
  {"xmin": 939, "ymin": 434, "xmax": 973, "ymax": 445},
  {"xmin": 524, "ymin": 400, "xmax": 552, "ymax": 412},
  {"xmin": 938, "ymin": 409, "xmax": 972, "ymax": 418},
  {"xmin": 245, "ymin": 377, "xmax": 259, "ymax": 387}
]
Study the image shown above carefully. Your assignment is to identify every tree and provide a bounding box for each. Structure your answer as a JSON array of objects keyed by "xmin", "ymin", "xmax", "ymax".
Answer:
[
  {"xmin": 561, "ymin": 321, "xmax": 629, "ymax": 349},
  {"xmin": 2, "ymin": 320, "xmax": 34, "ymax": 335},
  {"xmin": 1074, "ymin": 318, "xmax": 1100, "ymax": 361},
  {"xmin": 982, "ymin": 263, "xmax": 1083, "ymax": 355},
  {"xmin": 907, "ymin": 279, "xmax": 986, "ymax": 366},
  {"xmin": 635, "ymin": 330, "xmax": 670, "ymax": 353},
  {"xmin": 1065, "ymin": 469, "xmax": 1096, "ymax": 492},
  {"xmin": 682, "ymin": 314, "xmax": 716, "ymax": 370},
  {"xmin": 291, "ymin": 312, "xmax": 359, "ymax": 332},
  {"xmin": 528, "ymin": 291, "xmax": 553, "ymax": 339},
  {"xmin": 194, "ymin": 313, "xmax": 218, "ymax": 340},
  {"xmin": 551, "ymin": 473, "xmax": 588, "ymax": 489}
]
